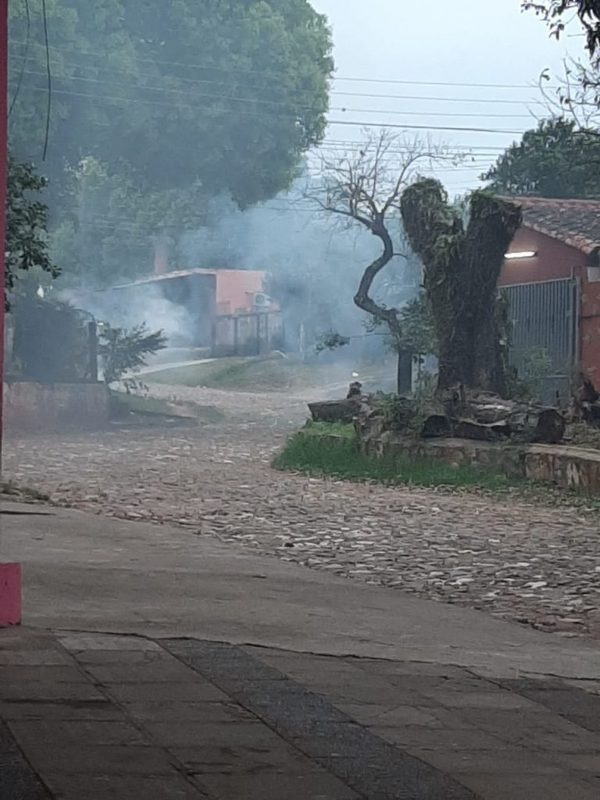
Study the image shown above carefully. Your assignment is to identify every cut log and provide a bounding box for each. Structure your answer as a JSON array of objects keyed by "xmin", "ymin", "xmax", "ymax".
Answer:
[
  {"xmin": 421, "ymin": 414, "xmax": 452, "ymax": 438},
  {"xmin": 452, "ymin": 418, "xmax": 509, "ymax": 441},
  {"xmin": 308, "ymin": 398, "xmax": 361, "ymax": 424},
  {"xmin": 507, "ymin": 407, "xmax": 565, "ymax": 444}
]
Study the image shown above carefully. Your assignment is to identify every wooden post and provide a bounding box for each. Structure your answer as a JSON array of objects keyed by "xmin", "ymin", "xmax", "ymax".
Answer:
[{"xmin": 88, "ymin": 321, "xmax": 98, "ymax": 382}]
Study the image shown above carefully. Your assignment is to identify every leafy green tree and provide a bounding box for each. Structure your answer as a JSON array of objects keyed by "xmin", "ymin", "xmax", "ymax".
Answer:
[
  {"xmin": 98, "ymin": 323, "xmax": 167, "ymax": 386},
  {"xmin": 483, "ymin": 118, "xmax": 600, "ymax": 198},
  {"xmin": 5, "ymin": 156, "xmax": 60, "ymax": 305},
  {"xmin": 9, "ymin": 0, "xmax": 333, "ymax": 207}
]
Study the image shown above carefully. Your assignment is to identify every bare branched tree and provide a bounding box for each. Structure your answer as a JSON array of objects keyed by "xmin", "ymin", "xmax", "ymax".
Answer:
[
  {"xmin": 538, "ymin": 60, "xmax": 600, "ymax": 132},
  {"xmin": 307, "ymin": 130, "xmax": 456, "ymax": 391}
]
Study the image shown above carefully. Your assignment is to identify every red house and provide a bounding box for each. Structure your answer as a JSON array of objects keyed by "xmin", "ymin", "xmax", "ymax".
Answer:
[{"xmin": 499, "ymin": 197, "xmax": 600, "ymax": 398}]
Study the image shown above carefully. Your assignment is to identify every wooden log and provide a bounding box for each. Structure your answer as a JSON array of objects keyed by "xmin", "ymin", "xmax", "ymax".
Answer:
[
  {"xmin": 507, "ymin": 407, "xmax": 565, "ymax": 444},
  {"xmin": 421, "ymin": 414, "xmax": 452, "ymax": 438},
  {"xmin": 452, "ymin": 418, "xmax": 509, "ymax": 441},
  {"xmin": 308, "ymin": 399, "xmax": 361, "ymax": 424}
]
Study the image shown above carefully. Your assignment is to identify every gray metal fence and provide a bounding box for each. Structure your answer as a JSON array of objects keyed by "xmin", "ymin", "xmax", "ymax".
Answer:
[{"xmin": 503, "ymin": 278, "xmax": 578, "ymax": 404}]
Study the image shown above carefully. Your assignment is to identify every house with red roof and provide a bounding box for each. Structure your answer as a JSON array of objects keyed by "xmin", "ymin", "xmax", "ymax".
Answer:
[{"xmin": 499, "ymin": 197, "xmax": 600, "ymax": 398}]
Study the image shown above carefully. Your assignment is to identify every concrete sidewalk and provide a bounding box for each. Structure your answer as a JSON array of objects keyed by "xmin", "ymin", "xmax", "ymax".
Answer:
[{"xmin": 1, "ymin": 503, "xmax": 600, "ymax": 798}]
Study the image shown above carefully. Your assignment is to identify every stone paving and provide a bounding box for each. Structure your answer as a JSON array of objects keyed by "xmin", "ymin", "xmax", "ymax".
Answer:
[
  {"xmin": 4, "ymin": 384, "xmax": 600, "ymax": 639},
  {"xmin": 1, "ymin": 628, "xmax": 600, "ymax": 799}
]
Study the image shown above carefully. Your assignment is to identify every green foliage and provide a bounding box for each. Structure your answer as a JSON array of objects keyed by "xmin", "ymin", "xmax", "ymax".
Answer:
[
  {"xmin": 11, "ymin": 296, "xmax": 89, "ymax": 382},
  {"xmin": 274, "ymin": 429, "xmax": 522, "ymax": 490},
  {"xmin": 510, "ymin": 347, "xmax": 554, "ymax": 400},
  {"xmin": 9, "ymin": 0, "xmax": 333, "ymax": 208},
  {"xmin": 398, "ymin": 294, "xmax": 436, "ymax": 354},
  {"xmin": 5, "ymin": 156, "xmax": 60, "ymax": 303},
  {"xmin": 523, "ymin": 2, "xmax": 600, "ymax": 60},
  {"xmin": 314, "ymin": 330, "xmax": 351, "ymax": 354},
  {"xmin": 483, "ymin": 119, "xmax": 600, "ymax": 199},
  {"xmin": 302, "ymin": 420, "xmax": 356, "ymax": 438},
  {"xmin": 366, "ymin": 293, "xmax": 436, "ymax": 355},
  {"xmin": 98, "ymin": 323, "xmax": 167, "ymax": 385}
]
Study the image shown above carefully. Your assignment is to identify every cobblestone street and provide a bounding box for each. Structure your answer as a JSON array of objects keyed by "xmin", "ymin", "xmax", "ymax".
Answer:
[{"xmin": 4, "ymin": 385, "xmax": 600, "ymax": 639}]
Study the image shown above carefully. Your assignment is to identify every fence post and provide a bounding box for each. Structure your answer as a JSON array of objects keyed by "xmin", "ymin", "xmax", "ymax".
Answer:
[
  {"xmin": 264, "ymin": 313, "xmax": 270, "ymax": 354},
  {"xmin": 88, "ymin": 321, "xmax": 99, "ymax": 382},
  {"xmin": 233, "ymin": 315, "xmax": 239, "ymax": 357}
]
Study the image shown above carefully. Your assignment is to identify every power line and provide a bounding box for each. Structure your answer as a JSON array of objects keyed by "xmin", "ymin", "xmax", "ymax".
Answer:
[
  {"xmin": 40, "ymin": 0, "xmax": 52, "ymax": 160},
  {"xmin": 14, "ymin": 71, "xmax": 539, "ymax": 123},
  {"xmin": 8, "ymin": 50, "xmax": 546, "ymax": 108},
  {"xmin": 9, "ymin": 39, "xmax": 556, "ymax": 92},
  {"xmin": 10, "ymin": 56, "xmax": 546, "ymax": 109},
  {"xmin": 9, "ymin": 0, "xmax": 31, "ymax": 117},
  {"xmin": 11, "ymin": 84, "xmax": 527, "ymax": 135},
  {"xmin": 10, "ymin": 68, "xmax": 539, "ymax": 119},
  {"xmin": 332, "ymin": 76, "xmax": 547, "ymax": 90}
]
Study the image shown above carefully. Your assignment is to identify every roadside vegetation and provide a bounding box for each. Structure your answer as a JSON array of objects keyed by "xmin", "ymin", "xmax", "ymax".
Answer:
[
  {"xmin": 274, "ymin": 424, "xmax": 522, "ymax": 490},
  {"xmin": 274, "ymin": 423, "xmax": 600, "ymax": 512},
  {"xmin": 141, "ymin": 357, "xmax": 391, "ymax": 393}
]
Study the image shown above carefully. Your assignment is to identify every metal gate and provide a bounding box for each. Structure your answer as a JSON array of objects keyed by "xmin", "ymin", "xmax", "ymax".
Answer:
[{"xmin": 503, "ymin": 278, "xmax": 578, "ymax": 404}]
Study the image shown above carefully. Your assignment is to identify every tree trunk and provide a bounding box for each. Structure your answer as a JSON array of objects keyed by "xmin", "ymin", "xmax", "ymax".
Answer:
[
  {"xmin": 396, "ymin": 350, "xmax": 413, "ymax": 394},
  {"xmin": 401, "ymin": 182, "xmax": 522, "ymax": 397}
]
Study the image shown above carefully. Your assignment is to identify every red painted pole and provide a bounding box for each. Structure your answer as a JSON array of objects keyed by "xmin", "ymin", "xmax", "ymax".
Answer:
[
  {"xmin": 0, "ymin": 0, "xmax": 7, "ymax": 453},
  {"xmin": 0, "ymin": 1, "xmax": 21, "ymax": 628}
]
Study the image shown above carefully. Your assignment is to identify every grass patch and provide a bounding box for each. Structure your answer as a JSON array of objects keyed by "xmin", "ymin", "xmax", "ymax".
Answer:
[
  {"xmin": 273, "ymin": 429, "xmax": 523, "ymax": 491},
  {"xmin": 110, "ymin": 391, "xmax": 224, "ymax": 424},
  {"xmin": 275, "ymin": 428, "xmax": 600, "ymax": 512},
  {"xmin": 301, "ymin": 421, "xmax": 356, "ymax": 439},
  {"xmin": 142, "ymin": 357, "xmax": 350, "ymax": 392}
]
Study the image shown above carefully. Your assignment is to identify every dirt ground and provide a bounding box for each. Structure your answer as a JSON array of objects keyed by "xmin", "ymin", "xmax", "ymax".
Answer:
[{"xmin": 4, "ymin": 382, "xmax": 600, "ymax": 640}]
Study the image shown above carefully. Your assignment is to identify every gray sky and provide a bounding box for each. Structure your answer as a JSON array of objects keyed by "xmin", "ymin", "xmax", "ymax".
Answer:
[{"xmin": 310, "ymin": 0, "xmax": 585, "ymax": 193}]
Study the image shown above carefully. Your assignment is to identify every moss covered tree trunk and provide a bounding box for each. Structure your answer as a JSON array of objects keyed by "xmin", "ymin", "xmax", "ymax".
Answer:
[{"xmin": 400, "ymin": 181, "xmax": 521, "ymax": 397}]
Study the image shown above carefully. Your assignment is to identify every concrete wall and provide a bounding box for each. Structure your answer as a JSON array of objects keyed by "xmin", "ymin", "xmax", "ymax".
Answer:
[
  {"xmin": 214, "ymin": 270, "xmax": 266, "ymax": 315},
  {"xmin": 4, "ymin": 382, "xmax": 110, "ymax": 434},
  {"xmin": 360, "ymin": 431, "xmax": 600, "ymax": 495}
]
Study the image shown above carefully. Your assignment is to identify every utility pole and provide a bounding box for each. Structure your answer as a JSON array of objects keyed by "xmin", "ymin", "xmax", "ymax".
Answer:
[
  {"xmin": 0, "ymin": 0, "xmax": 21, "ymax": 628},
  {"xmin": 0, "ymin": 0, "xmax": 7, "ymax": 449}
]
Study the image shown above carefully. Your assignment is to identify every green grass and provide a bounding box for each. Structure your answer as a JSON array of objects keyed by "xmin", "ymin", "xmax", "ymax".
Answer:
[
  {"xmin": 301, "ymin": 421, "xmax": 357, "ymax": 439},
  {"xmin": 110, "ymin": 391, "xmax": 224, "ymax": 424},
  {"xmin": 140, "ymin": 356, "xmax": 369, "ymax": 392},
  {"xmin": 274, "ymin": 427, "xmax": 600, "ymax": 512},
  {"xmin": 273, "ymin": 429, "xmax": 523, "ymax": 491}
]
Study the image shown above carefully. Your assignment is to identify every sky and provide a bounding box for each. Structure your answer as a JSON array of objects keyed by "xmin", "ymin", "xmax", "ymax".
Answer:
[{"xmin": 310, "ymin": 0, "xmax": 586, "ymax": 194}]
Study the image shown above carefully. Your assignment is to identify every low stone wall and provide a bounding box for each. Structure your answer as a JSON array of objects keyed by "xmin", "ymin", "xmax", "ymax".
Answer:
[
  {"xmin": 361, "ymin": 431, "xmax": 600, "ymax": 494},
  {"xmin": 4, "ymin": 381, "xmax": 110, "ymax": 433}
]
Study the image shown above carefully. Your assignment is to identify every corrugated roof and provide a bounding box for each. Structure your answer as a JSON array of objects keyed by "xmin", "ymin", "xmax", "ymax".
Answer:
[
  {"xmin": 109, "ymin": 268, "xmax": 264, "ymax": 291},
  {"xmin": 500, "ymin": 196, "xmax": 600, "ymax": 256}
]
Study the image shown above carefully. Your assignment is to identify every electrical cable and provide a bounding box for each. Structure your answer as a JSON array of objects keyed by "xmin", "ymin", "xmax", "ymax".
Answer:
[
  {"xmin": 41, "ymin": 0, "xmax": 52, "ymax": 161},
  {"xmin": 8, "ymin": 0, "xmax": 31, "ymax": 118}
]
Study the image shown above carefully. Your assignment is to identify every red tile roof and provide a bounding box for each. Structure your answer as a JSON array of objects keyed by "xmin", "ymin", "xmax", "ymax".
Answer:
[{"xmin": 500, "ymin": 196, "xmax": 600, "ymax": 256}]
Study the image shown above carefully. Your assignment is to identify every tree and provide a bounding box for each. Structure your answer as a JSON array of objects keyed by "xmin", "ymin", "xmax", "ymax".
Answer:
[
  {"xmin": 98, "ymin": 323, "xmax": 167, "ymax": 386},
  {"xmin": 523, "ymin": 2, "xmax": 600, "ymax": 130},
  {"xmin": 523, "ymin": 1, "xmax": 600, "ymax": 60},
  {"xmin": 5, "ymin": 156, "xmax": 60, "ymax": 305},
  {"xmin": 483, "ymin": 118, "xmax": 600, "ymax": 198},
  {"xmin": 401, "ymin": 180, "xmax": 522, "ymax": 396},
  {"xmin": 312, "ymin": 132, "xmax": 448, "ymax": 392},
  {"xmin": 9, "ymin": 0, "xmax": 333, "ymax": 208}
]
